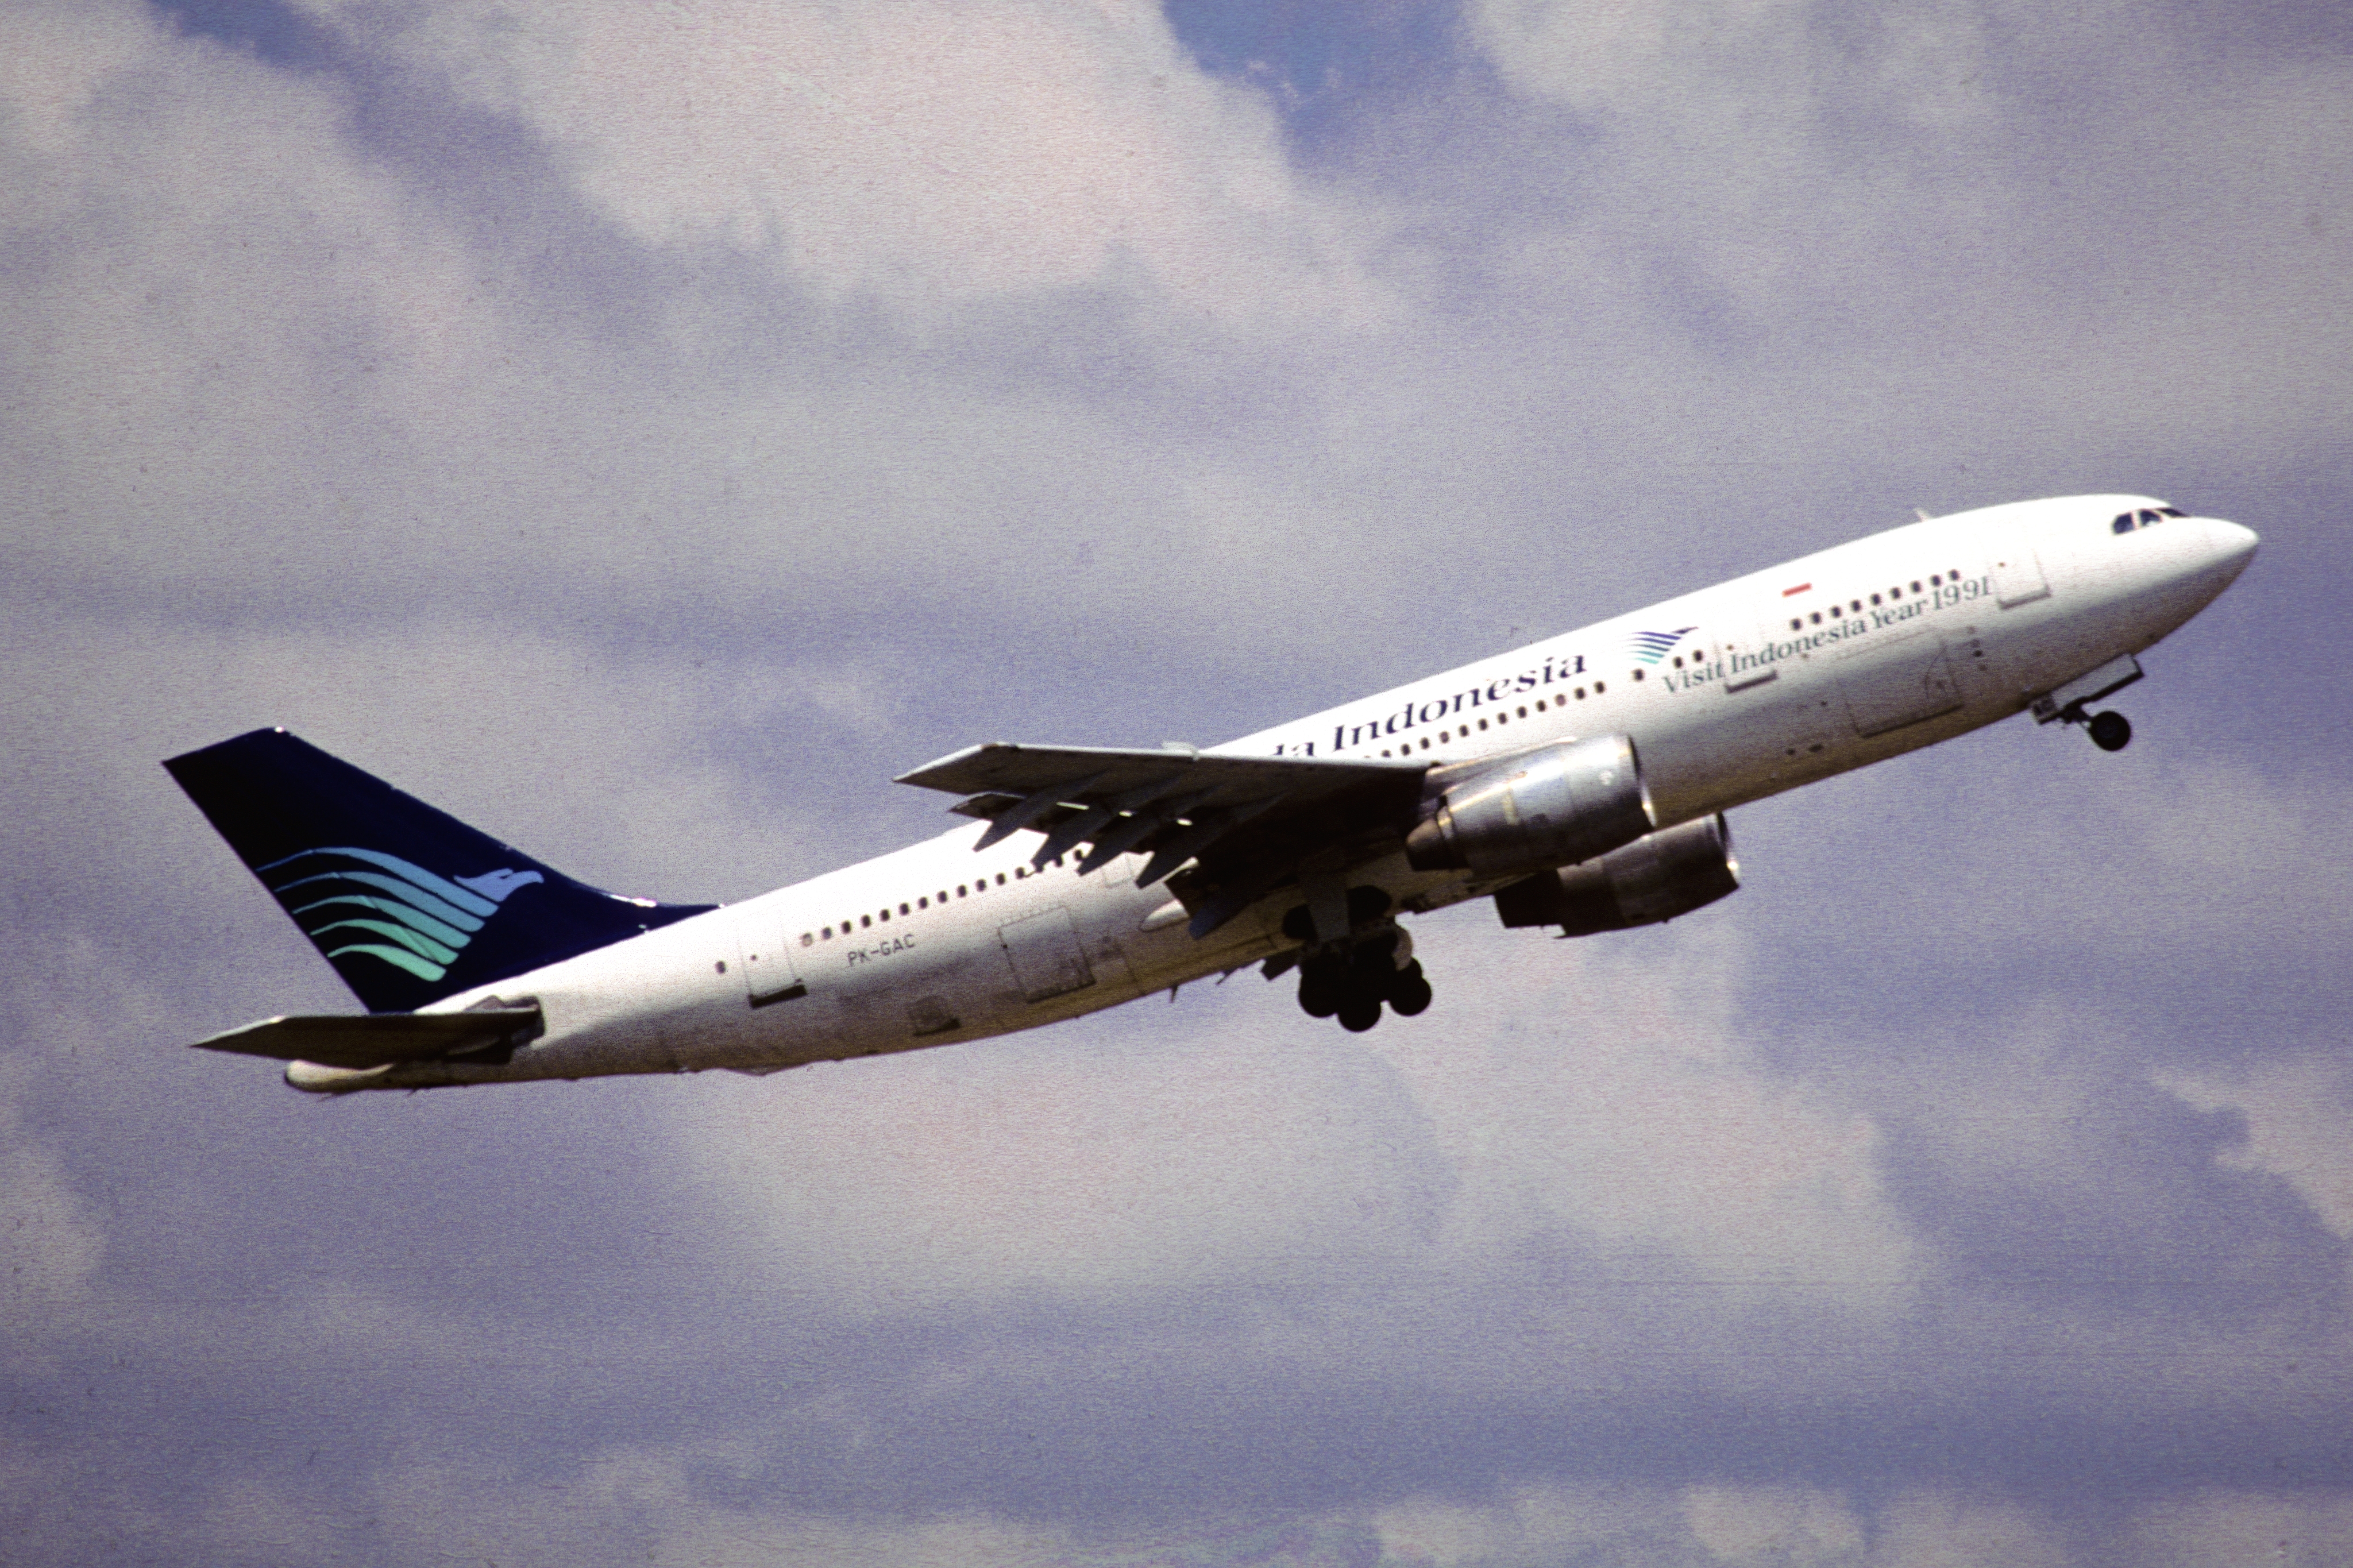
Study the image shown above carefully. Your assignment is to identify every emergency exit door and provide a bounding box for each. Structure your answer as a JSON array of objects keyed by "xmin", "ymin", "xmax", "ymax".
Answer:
[{"xmin": 736, "ymin": 910, "xmax": 807, "ymax": 1007}]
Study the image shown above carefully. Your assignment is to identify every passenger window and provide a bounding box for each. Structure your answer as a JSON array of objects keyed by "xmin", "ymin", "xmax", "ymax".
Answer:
[
  {"xmin": 1015, "ymin": 867, "xmax": 1026, "ymax": 879},
  {"xmin": 1851, "ymin": 600, "xmax": 1862, "ymax": 613},
  {"xmin": 898, "ymin": 902, "xmax": 910, "ymax": 916},
  {"xmin": 996, "ymin": 873, "xmax": 1006, "ymax": 886},
  {"xmin": 1574, "ymin": 687, "xmax": 1586, "ymax": 699},
  {"xmin": 1889, "ymin": 586, "xmax": 1900, "ymax": 599},
  {"xmin": 1632, "ymin": 669, "xmax": 1644, "ymax": 681},
  {"xmin": 1535, "ymin": 699, "xmax": 1546, "ymax": 711},
  {"xmin": 821, "ymin": 926, "xmax": 831, "ymax": 939},
  {"xmin": 1930, "ymin": 574, "xmax": 1941, "ymax": 585},
  {"xmin": 860, "ymin": 915, "xmax": 871, "ymax": 929},
  {"xmin": 1477, "ymin": 719, "xmax": 1488, "ymax": 731},
  {"xmin": 1595, "ymin": 681, "xmax": 1606, "ymax": 694},
  {"xmin": 1870, "ymin": 593, "xmax": 1881, "ymax": 606},
  {"xmin": 801, "ymin": 933, "xmax": 813, "ymax": 947},
  {"xmin": 1810, "ymin": 612, "xmax": 1821, "ymax": 625},
  {"xmin": 956, "ymin": 886, "xmax": 967, "ymax": 897},
  {"xmin": 879, "ymin": 909, "xmax": 889, "ymax": 922},
  {"xmin": 1911, "ymin": 581, "xmax": 1922, "ymax": 593},
  {"xmin": 1788, "ymin": 619, "xmax": 1801, "ymax": 632},
  {"xmin": 1420, "ymin": 738, "xmax": 1430, "ymax": 750},
  {"xmin": 917, "ymin": 897, "xmax": 927, "ymax": 909},
  {"xmin": 1518, "ymin": 706, "xmax": 1528, "ymax": 717}
]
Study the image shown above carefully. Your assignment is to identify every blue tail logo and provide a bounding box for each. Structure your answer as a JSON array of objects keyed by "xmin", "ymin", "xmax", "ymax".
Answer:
[
  {"xmin": 1627, "ymin": 626, "xmax": 1699, "ymax": 665},
  {"xmin": 261, "ymin": 847, "xmax": 545, "ymax": 984},
  {"xmin": 168, "ymin": 728, "xmax": 715, "ymax": 1012}
]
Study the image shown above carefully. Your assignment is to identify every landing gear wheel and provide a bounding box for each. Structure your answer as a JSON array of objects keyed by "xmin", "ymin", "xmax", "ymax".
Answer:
[
  {"xmin": 1298, "ymin": 956, "xmax": 1345, "ymax": 1018},
  {"xmin": 1386, "ymin": 960, "xmax": 1433, "ymax": 1018},
  {"xmin": 2088, "ymin": 710, "xmax": 2132, "ymax": 752},
  {"xmin": 1337, "ymin": 989, "xmax": 1383, "ymax": 1033}
]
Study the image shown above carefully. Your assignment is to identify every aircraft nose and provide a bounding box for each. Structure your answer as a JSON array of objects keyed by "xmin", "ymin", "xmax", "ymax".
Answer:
[{"xmin": 2205, "ymin": 517, "xmax": 2259, "ymax": 583}]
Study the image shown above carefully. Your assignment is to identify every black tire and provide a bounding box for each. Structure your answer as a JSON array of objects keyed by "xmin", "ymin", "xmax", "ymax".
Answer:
[
  {"xmin": 1349, "ymin": 938, "xmax": 1398, "ymax": 985},
  {"xmin": 1388, "ymin": 963, "xmax": 1433, "ymax": 1017},
  {"xmin": 1298, "ymin": 956, "xmax": 1345, "ymax": 1018},
  {"xmin": 2089, "ymin": 710, "xmax": 2132, "ymax": 752},
  {"xmin": 1337, "ymin": 992, "xmax": 1383, "ymax": 1032}
]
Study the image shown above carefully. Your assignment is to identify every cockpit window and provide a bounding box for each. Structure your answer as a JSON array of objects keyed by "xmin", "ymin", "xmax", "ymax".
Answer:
[{"xmin": 2116, "ymin": 505, "xmax": 2187, "ymax": 534}]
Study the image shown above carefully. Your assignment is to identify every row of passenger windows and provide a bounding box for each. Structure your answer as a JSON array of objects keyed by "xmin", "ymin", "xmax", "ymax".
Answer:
[
  {"xmin": 800, "ymin": 855, "xmax": 1070, "ymax": 946},
  {"xmin": 2113, "ymin": 506, "xmax": 2185, "ymax": 534},
  {"xmin": 1787, "ymin": 569, "xmax": 1963, "ymax": 632},
  {"xmin": 1371, "ymin": 690, "xmax": 1603, "ymax": 758}
]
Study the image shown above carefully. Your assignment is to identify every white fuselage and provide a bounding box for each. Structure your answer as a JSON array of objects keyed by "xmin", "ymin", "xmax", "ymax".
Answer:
[{"xmin": 306, "ymin": 495, "xmax": 2256, "ymax": 1091}]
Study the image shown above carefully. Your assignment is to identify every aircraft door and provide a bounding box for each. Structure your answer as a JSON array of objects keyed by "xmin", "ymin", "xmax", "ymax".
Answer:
[
  {"xmin": 1837, "ymin": 628, "xmax": 1962, "ymax": 737},
  {"xmin": 1989, "ymin": 533, "xmax": 2051, "ymax": 608},
  {"xmin": 999, "ymin": 907, "xmax": 1096, "ymax": 1003},
  {"xmin": 735, "ymin": 909, "xmax": 808, "ymax": 1007}
]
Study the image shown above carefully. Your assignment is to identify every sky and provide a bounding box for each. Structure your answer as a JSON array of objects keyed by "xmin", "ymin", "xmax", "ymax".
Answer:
[{"xmin": 3, "ymin": 0, "xmax": 2351, "ymax": 1562}]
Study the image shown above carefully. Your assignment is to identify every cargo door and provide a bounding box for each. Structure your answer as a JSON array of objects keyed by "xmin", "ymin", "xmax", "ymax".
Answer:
[
  {"xmin": 999, "ymin": 907, "xmax": 1096, "ymax": 1003},
  {"xmin": 1837, "ymin": 629, "xmax": 1963, "ymax": 737},
  {"xmin": 1989, "ymin": 533, "xmax": 2051, "ymax": 608},
  {"xmin": 735, "ymin": 909, "xmax": 808, "ymax": 1007}
]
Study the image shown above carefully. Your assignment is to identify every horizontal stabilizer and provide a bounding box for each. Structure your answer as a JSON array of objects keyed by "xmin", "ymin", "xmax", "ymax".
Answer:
[{"xmin": 191, "ymin": 1002, "xmax": 545, "ymax": 1069}]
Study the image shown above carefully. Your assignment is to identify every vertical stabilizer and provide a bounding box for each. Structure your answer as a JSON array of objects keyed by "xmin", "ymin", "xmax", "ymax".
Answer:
[{"xmin": 165, "ymin": 729, "xmax": 712, "ymax": 1013}]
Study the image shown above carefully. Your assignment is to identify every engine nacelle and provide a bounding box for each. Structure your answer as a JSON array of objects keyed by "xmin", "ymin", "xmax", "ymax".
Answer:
[
  {"xmin": 1405, "ymin": 735, "xmax": 1655, "ymax": 879},
  {"xmin": 1492, "ymin": 813, "xmax": 1740, "ymax": 934}
]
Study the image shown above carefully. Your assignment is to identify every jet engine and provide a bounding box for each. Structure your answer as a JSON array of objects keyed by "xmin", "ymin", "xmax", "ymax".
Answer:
[
  {"xmin": 1491, "ymin": 813, "xmax": 1740, "ymax": 934},
  {"xmin": 1405, "ymin": 735, "xmax": 1655, "ymax": 879}
]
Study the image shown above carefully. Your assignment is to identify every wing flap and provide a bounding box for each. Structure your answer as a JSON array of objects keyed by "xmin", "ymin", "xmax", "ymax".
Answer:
[
  {"xmin": 191, "ymin": 1001, "xmax": 545, "ymax": 1069},
  {"xmin": 897, "ymin": 743, "xmax": 1429, "ymax": 936}
]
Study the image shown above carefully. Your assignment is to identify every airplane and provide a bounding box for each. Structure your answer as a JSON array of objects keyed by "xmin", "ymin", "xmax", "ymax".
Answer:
[{"xmin": 167, "ymin": 495, "xmax": 2258, "ymax": 1093}]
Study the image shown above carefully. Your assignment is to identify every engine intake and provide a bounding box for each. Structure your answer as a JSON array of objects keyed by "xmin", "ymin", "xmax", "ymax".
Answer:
[
  {"xmin": 1492, "ymin": 813, "xmax": 1740, "ymax": 934},
  {"xmin": 1405, "ymin": 735, "xmax": 1654, "ymax": 879}
]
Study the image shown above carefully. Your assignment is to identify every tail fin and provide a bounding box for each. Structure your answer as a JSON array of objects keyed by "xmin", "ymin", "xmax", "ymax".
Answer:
[{"xmin": 165, "ymin": 729, "xmax": 713, "ymax": 1013}]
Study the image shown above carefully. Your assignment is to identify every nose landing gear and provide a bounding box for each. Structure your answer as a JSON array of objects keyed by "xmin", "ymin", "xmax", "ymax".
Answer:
[
  {"xmin": 2032, "ymin": 655, "xmax": 2143, "ymax": 754},
  {"xmin": 2086, "ymin": 710, "xmax": 2132, "ymax": 752}
]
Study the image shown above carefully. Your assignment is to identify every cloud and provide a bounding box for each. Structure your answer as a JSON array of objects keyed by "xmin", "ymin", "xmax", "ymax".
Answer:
[
  {"xmin": 1683, "ymin": 1485, "xmax": 1865, "ymax": 1566},
  {"xmin": 5, "ymin": 0, "xmax": 2353, "ymax": 1563},
  {"xmin": 0, "ymin": 1059, "xmax": 105, "ymax": 1352},
  {"xmin": 2159, "ymin": 1056, "xmax": 2353, "ymax": 1246},
  {"xmin": 318, "ymin": 0, "xmax": 1390, "ymax": 329}
]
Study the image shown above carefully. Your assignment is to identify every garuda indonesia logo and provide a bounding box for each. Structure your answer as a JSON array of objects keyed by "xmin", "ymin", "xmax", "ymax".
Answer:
[
  {"xmin": 260, "ymin": 847, "xmax": 543, "ymax": 983},
  {"xmin": 1627, "ymin": 625, "xmax": 1699, "ymax": 665}
]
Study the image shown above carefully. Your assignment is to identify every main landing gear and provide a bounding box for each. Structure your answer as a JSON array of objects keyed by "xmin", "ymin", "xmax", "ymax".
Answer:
[
  {"xmin": 1298, "ymin": 940, "xmax": 1432, "ymax": 1032},
  {"xmin": 1270, "ymin": 889, "xmax": 1430, "ymax": 1032}
]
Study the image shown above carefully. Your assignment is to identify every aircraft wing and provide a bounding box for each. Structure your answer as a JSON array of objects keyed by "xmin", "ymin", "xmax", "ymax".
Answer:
[
  {"xmin": 895, "ymin": 743, "xmax": 1429, "ymax": 937},
  {"xmin": 191, "ymin": 1000, "xmax": 544, "ymax": 1069}
]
